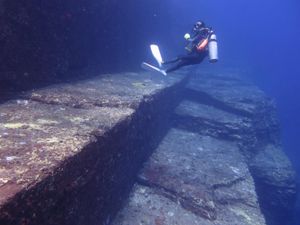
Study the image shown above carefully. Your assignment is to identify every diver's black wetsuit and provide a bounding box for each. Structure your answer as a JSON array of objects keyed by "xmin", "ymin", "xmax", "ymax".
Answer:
[
  {"xmin": 163, "ymin": 27, "xmax": 211, "ymax": 73},
  {"xmin": 164, "ymin": 51, "xmax": 208, "ymax": 73}
]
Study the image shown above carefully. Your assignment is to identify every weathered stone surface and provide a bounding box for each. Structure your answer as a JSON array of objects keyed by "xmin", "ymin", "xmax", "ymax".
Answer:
[
  {"xmin": 113, "ymin": 128, "xmax": 266, "ymax": 225},
  {"xmin": 0, "ymin": 71, "xmax": 187, "ymax": 225},
  {"xmin": 251, "ymin": 145, "xmax": 296, "ymax": 188},
  {"xmin": 250, "ymin": 144, "xmax": 297, "ymax": 225},
  {"xmin": 185, "ymin": 71, "xmax": 267, "ymax": 116},
  {"xmin": 174, "ymin": 100, "xmax": 252, "ymax": 141},
  {"xmin": 112, "ymin": 69, "xmax": 297, "ymax": 225},
  {"xmin": 113, "ymin": 184, "xmax": 215, "ymax": 225},
  {"xmin": 23, "ymin": 72, "xmax": 183, "ymax": 109},
  {"xmin": 0, "ymin": 101, "xmax": 132, "ymax": 191},
  {"xmin": 185, "ymin": 71, "xmax": 297, "ymax": 225},
  {"xmin": 0, "ymin": 67, "xmax": 297, "ymax": 224},
  {"xmin": 114, "ymin": 183, "xmax": 268, "ymax": 225}
]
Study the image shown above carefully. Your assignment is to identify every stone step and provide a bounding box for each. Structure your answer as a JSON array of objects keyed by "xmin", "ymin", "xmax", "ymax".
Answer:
[
  {"xmin": 112, "ymin": 69, "xmax": 297, "ymax": 225},
  {"xmin": 113, "ymin": 128, "xmax": 266, "ymax": 225},
  {"xmin": 0, "ymin": 71, "xmax": 188, "ymax": 225}
]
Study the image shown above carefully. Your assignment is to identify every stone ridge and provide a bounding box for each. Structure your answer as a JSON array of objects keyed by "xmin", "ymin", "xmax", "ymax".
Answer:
[
  {"xmin": 112, "ymin": 69, "xmax": 297, "ymax": 225},
  {"xmin": 0, "ymin": 71, "xmax": 187, "ymax": 225}
]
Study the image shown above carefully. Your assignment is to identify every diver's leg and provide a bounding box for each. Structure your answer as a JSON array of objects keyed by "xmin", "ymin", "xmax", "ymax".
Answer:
[
  {"xmin": 163, "ymin": 54, "xmax": 190, "ymax": 65},
  {"xmin": 162, "ymin": 57, "xmax": 180, "ymax": 65},
  {"xmin": 165, "ymin": 52, "xmax": 207, "ymax": 73},
  {"xmin": 165, "ymin": 59, "xmax": 188, "ymax": 73}
]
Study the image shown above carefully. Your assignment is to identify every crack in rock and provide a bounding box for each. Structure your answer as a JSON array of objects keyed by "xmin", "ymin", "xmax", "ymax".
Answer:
[{"xmin": 137, "ymin": 177, "xmax": 217, "ymax": 221}]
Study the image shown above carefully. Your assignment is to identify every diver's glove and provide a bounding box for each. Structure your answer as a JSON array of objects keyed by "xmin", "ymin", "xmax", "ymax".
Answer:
[{"xmin": 184, "ymin": 33, "xmax": 191, "ymax": 40}]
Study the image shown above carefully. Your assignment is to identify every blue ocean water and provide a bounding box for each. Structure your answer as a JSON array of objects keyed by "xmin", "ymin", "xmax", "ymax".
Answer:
[
  {"xmin": 0, "ymin": 0, "xmax": 299, "ymax": 224},
  {"xmin": 152, "ymin": 1, "xmax": 300, "ymax": 224}
]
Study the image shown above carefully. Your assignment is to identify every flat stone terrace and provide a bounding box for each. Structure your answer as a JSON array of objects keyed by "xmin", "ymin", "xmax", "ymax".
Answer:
[
  {"xmin": 0, "ymin": 71, "xmax": 188, "ymax": 225},
  {"xmin": 112, "ymin": 69, "xmax": 297, "ymax": 225}
]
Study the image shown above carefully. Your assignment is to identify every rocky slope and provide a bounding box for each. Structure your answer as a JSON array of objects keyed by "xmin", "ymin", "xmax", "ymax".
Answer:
[
  {"xmin": 112, "ymin": 68, "xmax": 297, "ymax": 225},
  {"xmin": 0, "ymin": 67, "xmax": 296, "ymax": 225},
  {"xmin": 0, "ymin": 71, "xmax": 187, "ymax": 225}
]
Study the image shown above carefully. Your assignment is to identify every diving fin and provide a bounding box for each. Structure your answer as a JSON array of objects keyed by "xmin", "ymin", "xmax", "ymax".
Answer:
[
  {"xmin": 150, "ymin": 44, "xmax": 163, "ymax": 68},
  {"xmin": 141, "ymin": 62, "xmax": 167, "ymax": 76}
]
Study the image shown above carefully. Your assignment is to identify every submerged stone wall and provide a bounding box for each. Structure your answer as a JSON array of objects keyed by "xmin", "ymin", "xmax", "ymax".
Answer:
[
  {"xmin": 0, "ymin": 71, "xmax": 188, "ymax": 225},
  {"xmin": 0, "ymin": 67, "xmax": 297, "ymax": 225},
  {"xmin": 112, "ymin": 68, "xmax": 297, "ymax": 225}
]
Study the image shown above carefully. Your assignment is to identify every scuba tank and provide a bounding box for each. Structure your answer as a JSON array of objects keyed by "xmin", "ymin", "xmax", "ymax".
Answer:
[{"xmin": 208, "ymin": 32, "xmax": 218, "ymax": 63}]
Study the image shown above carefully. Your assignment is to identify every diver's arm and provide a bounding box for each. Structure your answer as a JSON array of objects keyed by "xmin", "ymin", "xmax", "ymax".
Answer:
[
  {"xmin": 184, "ymin": 33, "xmax": 194, "ymax": 42},
  {"xmin": 189, "ymin": 35, "xmax": 199, "ymax": 42},
  {"xmin": 187, "ymin": 27, "xmax": 208, "ymax": 42}
]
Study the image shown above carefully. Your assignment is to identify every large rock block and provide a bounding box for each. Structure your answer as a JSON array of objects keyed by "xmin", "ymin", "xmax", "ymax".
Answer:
[
  {"xmin": 113, "ymin": 68, "xmax": 297, "ymax": 225},
  {"xmin": 185, "ymin": 70, "xmax": 297, "ymax": 225},
  {"xmin": 0, "ymin": 71, "xmax": 187, "ymax": 225}
]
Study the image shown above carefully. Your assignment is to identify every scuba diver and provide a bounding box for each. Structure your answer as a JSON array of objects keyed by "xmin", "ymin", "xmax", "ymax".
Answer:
[{"xmin": 162, "ymin": 21, "xmax": 218, "ymax": 74}]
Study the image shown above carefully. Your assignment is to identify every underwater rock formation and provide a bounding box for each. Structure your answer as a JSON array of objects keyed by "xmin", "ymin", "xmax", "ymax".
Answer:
[
  {"xmin": 0, "ymin": 68, "xmax": 296, "ymax": 225},
  {"xmin": 0, "ymin": 71, "xmax": 187, "ymax": 225},
  {"xmin": 112, "ymin": 68, "xmax": 297, "ymax": 225}
]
